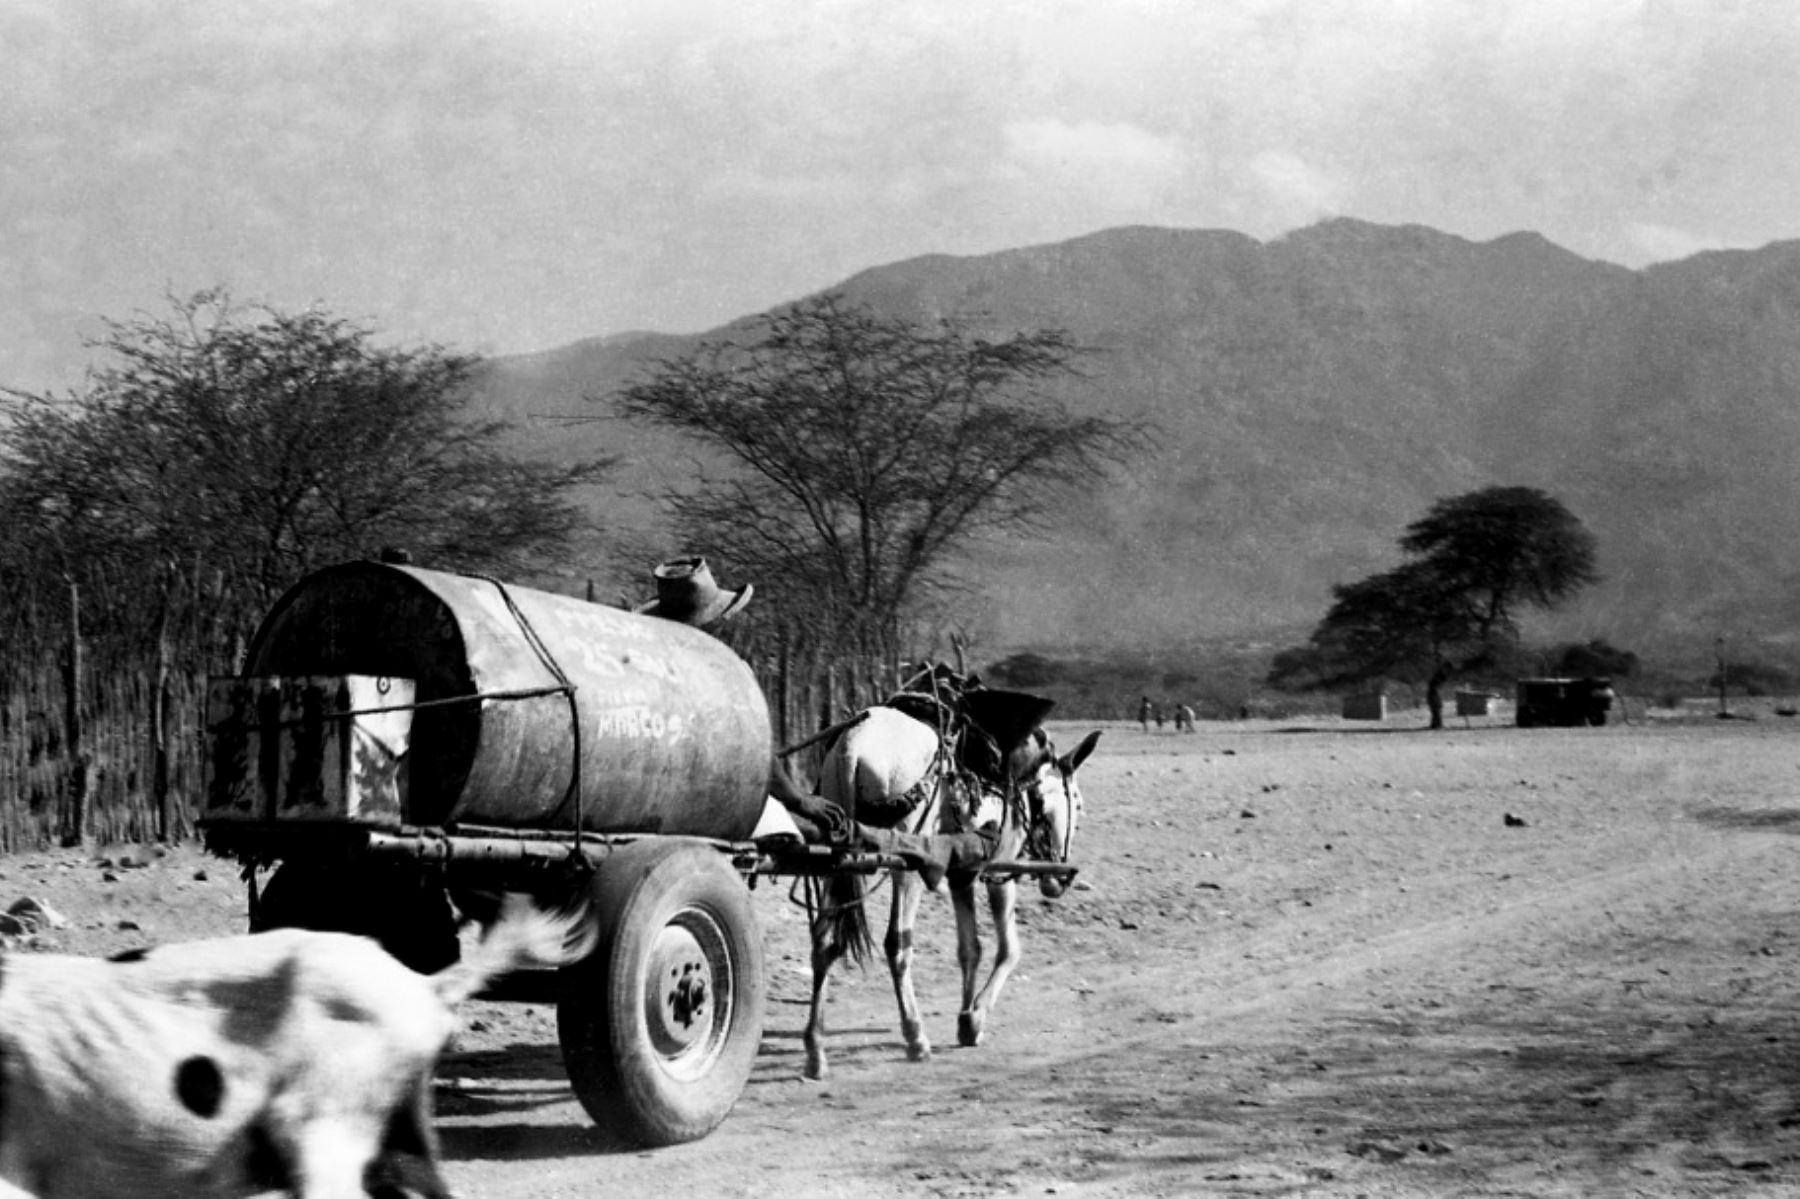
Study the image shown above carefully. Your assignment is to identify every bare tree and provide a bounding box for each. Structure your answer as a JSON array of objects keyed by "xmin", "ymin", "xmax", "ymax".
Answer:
[
  {"xmin": 1, "ymin": 290, "xmax": 610, "ymax": 644},
  {"xmin": 610, "ymin": 294, "xmax": 1143, "ymax": 672},
  {"xmin": 0, "ymin": 291, "xmax": 614, "ymax": 845}
]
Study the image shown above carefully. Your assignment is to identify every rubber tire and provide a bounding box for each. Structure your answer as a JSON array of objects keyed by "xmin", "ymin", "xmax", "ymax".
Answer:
[
  {"xmin": 557, "ymin": 840, "xmax": 765, "ymax": 1148},
  {"xmin": 252, "ymin": 860, "xmax": 461, "ymax": 975}
]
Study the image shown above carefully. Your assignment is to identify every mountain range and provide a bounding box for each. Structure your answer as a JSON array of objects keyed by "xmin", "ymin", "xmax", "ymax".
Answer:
[{"xmin": 470, "ymin": 218, "xmax": 1800, "ymax": 666}]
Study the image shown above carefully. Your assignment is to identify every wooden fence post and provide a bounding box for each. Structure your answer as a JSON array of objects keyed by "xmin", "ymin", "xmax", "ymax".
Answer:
[
  {"xmin": 153, "ymin": 596, "xmax": 175, "ymax": 842},
  {"xmin": 775, "ymin": 624, "xmax": 793, "ymax": 752},
  {"xmin": 60, "ymin": 578, "xmax": 88, "ymax": 849}
]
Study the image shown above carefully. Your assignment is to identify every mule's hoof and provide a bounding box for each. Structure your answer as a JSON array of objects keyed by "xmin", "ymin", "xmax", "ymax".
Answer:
[
  {"xmin": 906, "ymin": 1042, "xmax": 933, "ymax": 1063},
  {"xmin": 803, "ymin": 1053, "xmax": 828, "ymax": 1082},
  {"xmin": 958, "ymin": 1012, "xmax": 984, "ymax": 1047}
]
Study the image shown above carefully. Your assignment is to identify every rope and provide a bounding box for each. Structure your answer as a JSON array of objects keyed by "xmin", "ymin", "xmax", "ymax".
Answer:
[
  {"xmin": 202, "ymin": 685, "xmax": 570, "ymax": 736},
  {"xmin": 468, "ymin": 574, "xmax": 586, "ymax": 866},
  {"xmin": 778, "ymin": 709, "xmax": 870, "ymax": 757}
]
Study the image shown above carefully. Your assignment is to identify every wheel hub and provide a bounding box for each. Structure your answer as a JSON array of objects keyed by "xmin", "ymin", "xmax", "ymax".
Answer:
[
  {"xmin": 671, "ymin": 972, "xmax": 708, "ymax": 1027},
  {"xmin": 646, "ymin": 921, "xmax": 718, "ymax": 1059}
]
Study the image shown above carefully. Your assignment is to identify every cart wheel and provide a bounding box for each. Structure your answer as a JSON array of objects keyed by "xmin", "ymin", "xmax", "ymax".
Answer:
[
  {"xmin": 252, "ymin": 861, "xmax": 460, "ymax": 974},
  {"xmin": 557, "ymin": 840, "xmax": 764, "ymax": 1148}
]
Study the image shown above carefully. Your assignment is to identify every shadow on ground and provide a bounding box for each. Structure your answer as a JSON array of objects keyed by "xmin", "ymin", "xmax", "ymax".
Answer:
[
  {"xmin": 992, "ymin": 976, "xmax": 1800, "ymax": 1192},
  {"xmin": 1690, "ymin": 805, "xmax": 1800, "ymax": 833}
]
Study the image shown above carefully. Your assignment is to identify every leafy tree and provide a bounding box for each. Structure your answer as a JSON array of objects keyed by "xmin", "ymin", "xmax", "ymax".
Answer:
[
  {"xmin": 610, "ymin": 294, "xmax": 1143, "ymax": 667},
  {"xmin": 1269, "ymin": 486, "xmax": 1600, "ymax": 728},
  {"xmin": 0, "ymin": 290, "xmax": 609, "ymax": 656},
  {"xmin": 985, "ymin": 651, "xmax": 1064, "ymax": 689},
  {"xmin": 1552, "ymin": 638, "xmax": 1639, "ymax": 679}
]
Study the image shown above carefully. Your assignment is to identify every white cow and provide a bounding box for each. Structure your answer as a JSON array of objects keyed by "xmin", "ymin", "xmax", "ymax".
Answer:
[{"xmin": 0, "ymin": 896, "xmax": 592, "ymax": 1198}]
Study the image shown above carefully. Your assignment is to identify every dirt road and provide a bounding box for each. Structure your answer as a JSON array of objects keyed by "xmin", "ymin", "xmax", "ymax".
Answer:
[{"xmin": 9, "ymin": 712, "xmax": 1800, "ymax": 1196}]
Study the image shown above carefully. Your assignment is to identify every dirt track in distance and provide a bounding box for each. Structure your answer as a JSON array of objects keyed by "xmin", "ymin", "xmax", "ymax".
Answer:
[{"xmin": 9, "ymin": 708, "xmax": 1800, "ymax": 1196}]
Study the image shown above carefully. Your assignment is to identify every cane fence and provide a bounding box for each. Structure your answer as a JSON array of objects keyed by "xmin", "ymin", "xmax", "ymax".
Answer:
[{"xmin": 0, "ymin": 621, "xmax": 906, "ymax": 854}]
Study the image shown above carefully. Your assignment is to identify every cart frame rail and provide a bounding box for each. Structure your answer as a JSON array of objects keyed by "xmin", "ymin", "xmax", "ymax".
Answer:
[{"xmin": 202, "ymin": 821, "xmax": 1078, "ymax": 890}]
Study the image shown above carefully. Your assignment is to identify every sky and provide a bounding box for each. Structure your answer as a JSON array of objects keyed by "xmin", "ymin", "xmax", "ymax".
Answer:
[{"xmin": 5, "ymin": 0, "xmax": 1799, "ymax": 394}]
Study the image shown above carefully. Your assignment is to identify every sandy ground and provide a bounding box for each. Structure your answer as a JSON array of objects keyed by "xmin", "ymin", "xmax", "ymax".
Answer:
[{"xmin": 7, "ymin": 707, "xmax": 1800, "ymax": 1197}]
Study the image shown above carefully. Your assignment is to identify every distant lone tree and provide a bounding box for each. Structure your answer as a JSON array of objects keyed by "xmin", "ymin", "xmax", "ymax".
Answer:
[
  {"xmin": 610, "ymin": 293, "xmax": 1143, "ymax": 666},
  {"xmin": 1268, "ymin": 486, "xmax": 1600, "ymax": 728},
  {"xmin": 1552, "ymin": 638, "xmax": 1639, "ymax": 679}
]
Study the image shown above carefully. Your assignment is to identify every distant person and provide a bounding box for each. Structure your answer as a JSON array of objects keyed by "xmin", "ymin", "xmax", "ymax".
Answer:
[
  {"xmin": 1138, "ymin": 695, "xmax": 1154, "ymax": 733},
  {"xmin": 1154, "ymin": 703, "xmax": 1166, "ymax": 731},
  {"xmin": 1176, "ymin": 703, "xmax": 1196, "ymax": 732}
]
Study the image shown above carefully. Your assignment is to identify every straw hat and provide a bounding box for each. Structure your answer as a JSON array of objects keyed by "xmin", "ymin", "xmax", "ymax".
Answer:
[{"xmin": 633, "ymin": 557, "xmax": 753, "ymax": 627}]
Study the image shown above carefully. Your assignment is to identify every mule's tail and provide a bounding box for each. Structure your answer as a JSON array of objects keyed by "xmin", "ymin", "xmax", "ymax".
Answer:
[
  {"xmin": 815, "ymin": 721, "xmax": 878, "ymax": 968},
  {"xmin": 814, "ymin": 870, "xmax": 876, "ymax": 968},
  {"xmin": 431, "ymin": 893, "xmax": 598, "ymax": 1008}
]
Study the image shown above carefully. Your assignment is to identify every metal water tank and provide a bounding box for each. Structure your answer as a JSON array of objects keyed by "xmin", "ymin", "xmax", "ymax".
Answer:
[{"xmin": 238, "ymin": 562, "xmax": 771, "ymax": 838}]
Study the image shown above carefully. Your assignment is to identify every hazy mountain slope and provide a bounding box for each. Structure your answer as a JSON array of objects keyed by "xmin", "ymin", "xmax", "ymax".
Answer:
[
  {"xmin": 468, "ymin": 329, "xmax": 712, "ymax": 550},
  {"xmin": 471, "ymin": 219, "xmax": 1800, "ymax": 658}
]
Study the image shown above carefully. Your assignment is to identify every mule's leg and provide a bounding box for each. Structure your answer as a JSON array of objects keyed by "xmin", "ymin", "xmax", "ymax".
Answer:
[
  {"xmin": 883, "ymin": 869, "xmax": 933, "ymax": 1062},
  {"xmin": 959, "ymin": 879, "xmax": 1021, "ymax": 1047},
  {"xmin": 952, "ymin": 877, "xmax": 986, "ymax": 1047},
  {"xmin": 803, "ymin": 900, "xmax": 847, "ymax": 1082}
]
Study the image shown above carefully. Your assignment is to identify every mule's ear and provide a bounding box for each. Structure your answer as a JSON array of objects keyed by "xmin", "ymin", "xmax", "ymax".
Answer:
[{"xmin": 1063, "ymin": 730, "xmax": 1102, "ymax": 773}]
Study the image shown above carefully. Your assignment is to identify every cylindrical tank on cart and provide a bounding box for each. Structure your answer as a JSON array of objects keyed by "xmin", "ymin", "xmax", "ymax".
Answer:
[{"xmin": 242, "ymin": 562, "xmax": 771, "ymax": 839}]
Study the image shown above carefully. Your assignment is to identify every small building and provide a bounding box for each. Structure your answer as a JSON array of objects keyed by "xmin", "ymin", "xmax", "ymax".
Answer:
[
  {"xmin": 1516, "ymin": 678, "xmax": 1615, "ymax": 727},
  {"xmin": 1454, "ymin": 690, "xmax": 1495, "ymax": 717},
  {"xmin": 1341, "ymin": 692, "xmax": 1387, "ymax": 721}
]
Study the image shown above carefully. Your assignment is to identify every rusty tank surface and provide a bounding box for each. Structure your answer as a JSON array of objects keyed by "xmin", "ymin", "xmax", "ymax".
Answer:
[{"xmin": 229, "ymin": 561, "xmax": 771, "ymax": 840}]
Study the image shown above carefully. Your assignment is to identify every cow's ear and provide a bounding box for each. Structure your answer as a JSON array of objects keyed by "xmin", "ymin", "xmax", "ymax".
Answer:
[{"xmin": 1063, "ymin": 730, "xmax": 1102, "ymax": 773}]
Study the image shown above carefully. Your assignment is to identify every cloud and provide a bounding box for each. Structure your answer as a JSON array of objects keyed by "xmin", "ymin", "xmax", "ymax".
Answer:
[
  {"xmin": 5, "ymin": 0, "xmax": 1800, "ymax": 393},
  {"xmin": 701, "ymin": 166, "xmax": 862, "ymax": 206},
  {"xmin": 1248, "ymin": 150, "xmax": 1349, "ymax": 227},
  {"xmin": 1000, "ymin": 118, "xmax": 1186, "ymax": 215},
  {"xmin": 1623, "ymin": 221, "xmax": 1750, "ymax": 264}
]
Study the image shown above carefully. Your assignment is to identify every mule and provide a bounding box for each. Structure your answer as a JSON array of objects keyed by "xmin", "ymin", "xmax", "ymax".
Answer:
[{"xmin": 802, "ymin": 705, "xmax": 1100, "ymax": 1081}]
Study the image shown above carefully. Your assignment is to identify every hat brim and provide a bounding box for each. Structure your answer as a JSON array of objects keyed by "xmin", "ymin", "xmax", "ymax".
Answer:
[
  {"xmin": 634, "ymin": 582, "xmax": 754, "ymax": 627},
  {"xmin": 962, "ymin": 689, "xmax": 1058, "ymax": 758}
]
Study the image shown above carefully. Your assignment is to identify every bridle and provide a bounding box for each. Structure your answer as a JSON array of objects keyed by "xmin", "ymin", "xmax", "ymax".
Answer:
[
  {"xmin": 1020, "ymin": 752, "xmax": 1079, "ymax": 864},
  {"xmin": 939, "ymin": 724, "xmax": 1082, "ymax": 867}
]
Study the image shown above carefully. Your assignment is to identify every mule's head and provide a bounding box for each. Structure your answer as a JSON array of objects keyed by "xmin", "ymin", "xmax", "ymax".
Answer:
[{"xmin": 1021, "ymin": 729, "xmax": 1101, "ymax": 898}]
